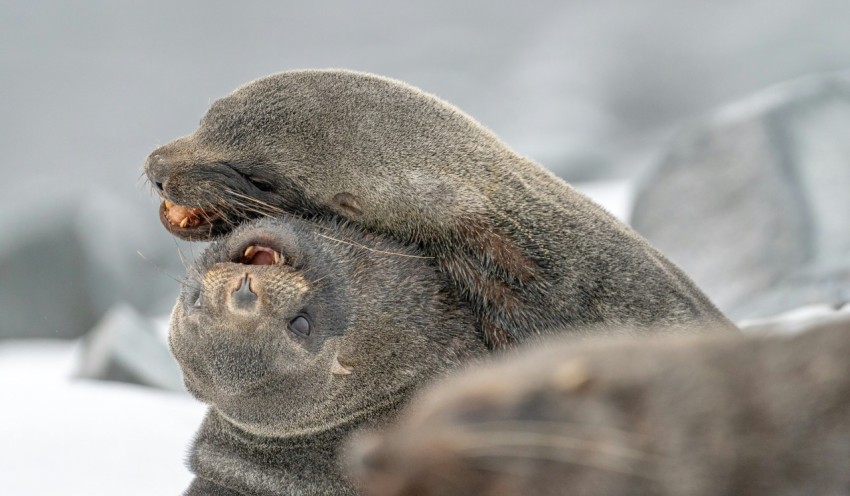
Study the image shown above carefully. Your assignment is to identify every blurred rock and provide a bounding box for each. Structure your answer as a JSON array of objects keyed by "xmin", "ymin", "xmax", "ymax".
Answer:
[
  {"xmin": 0, "ymin": 179, "xmax": 191, "ymax": 339},
  {"xmin": 76, "ymin": 304, "xmax": 184, "ymax": 392},
  {"xmin": 0, "ymin": 195, "xmax": 95, "ymax": 339},
  {"xmin": 632, "ymin": 73, "xmax": 850, "ymax": 320}
]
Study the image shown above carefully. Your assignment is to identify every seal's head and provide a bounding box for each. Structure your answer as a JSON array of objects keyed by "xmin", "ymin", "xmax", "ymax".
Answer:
[
  {"xmin": 170, "ymin": 216, "xmax": 485, "ymax": 436},
  {"xmin": 144, "ymin": 69, "xmax": 501, "ymax": 241}
]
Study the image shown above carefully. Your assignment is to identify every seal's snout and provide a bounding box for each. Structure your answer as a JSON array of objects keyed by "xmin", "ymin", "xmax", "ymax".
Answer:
[
  {"xmin": 145, "ymin": 147, "xmax": 228, "ymax": 240},
  {"xmin": 230, "ymin": 274, "xmax": 258, "ymax": 311},
  {"xmin": 145, "ymin": 153, "xmax": 169, "ymax": 192},
  {"xmin": 219, "ymin": 243, "xmax": 289, "ymax": 316}
]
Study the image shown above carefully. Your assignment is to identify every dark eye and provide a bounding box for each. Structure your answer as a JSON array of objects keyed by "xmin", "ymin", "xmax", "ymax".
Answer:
[
  {"xmin": 226, "ymin": 163, "xmax": 274, "ymax": 192},
  {"xmin": 248, "ymin": 176, "xmax": 274, "ymax": 192},
  {"xmin": 288, "ymin": 315, "xmax": 311, "ymax": 337}
]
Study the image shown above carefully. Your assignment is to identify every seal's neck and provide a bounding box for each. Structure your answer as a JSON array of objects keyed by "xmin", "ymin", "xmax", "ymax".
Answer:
[{"xmin": 187, "ymin": 408, "xmax": 360, "ymax": 495}]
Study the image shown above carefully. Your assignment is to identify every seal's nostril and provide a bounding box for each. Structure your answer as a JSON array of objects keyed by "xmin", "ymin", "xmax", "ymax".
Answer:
[
  {"xmin": 145, "ymin": 153, "xmax": 169, "ymax": 186},
  {"xmin": 231, "ymin": 274, "xmax": 258, "ymax": 311}
]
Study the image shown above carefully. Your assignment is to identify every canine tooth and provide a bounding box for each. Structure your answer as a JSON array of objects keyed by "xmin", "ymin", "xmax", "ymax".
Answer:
[
  {"xmin": 244, "ymin": 246, "xmax": 257, "ymax": 259},
  {"xmin": 179, "ymin": 217, "xmax": 190, "ymax": 228},
  {"xmin": 273, "ymin": 251, "xmax": 281, "ymax": 264},
  {"xmin": 331, "ymin": 355, "xmax": 352, "ymax": 376},
  {"xmin": 164, "ymin": 200, "xmax": 174, "ymax": 208}
]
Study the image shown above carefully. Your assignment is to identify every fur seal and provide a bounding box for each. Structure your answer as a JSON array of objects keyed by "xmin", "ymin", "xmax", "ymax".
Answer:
[
  {"xmin": 347, "ymin": 317, "xmax": 850, "ymax": 496},
  {"xmin": 169, "ymin": 216, "xmax": 487, "ymax": 494},
  {"xmin": 145, "ymin": 69, "xmax": 737, "ymax": 345}
]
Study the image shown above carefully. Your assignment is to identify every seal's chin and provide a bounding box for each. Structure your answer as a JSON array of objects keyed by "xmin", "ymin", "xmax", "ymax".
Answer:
[{"xmin": 159, "ymin": 200, "xmax": 231, "ymax": 241}]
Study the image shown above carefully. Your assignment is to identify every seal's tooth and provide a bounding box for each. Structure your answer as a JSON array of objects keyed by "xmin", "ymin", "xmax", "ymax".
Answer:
[
  {"xmin": 180, "ymin": 217, "xmax": 190, "ymax": 228},
  {"xmin": 164, "ymin": 199, "xmax": 174, "ymax": 208},
  {"xmin": 273, "ymin": 251, "xmax": 281, "ymax": 264},
  {"xmin": 331, "ymin": 355, "xmax": 353, "ymax": 376},
  {"xmin": 244, "ymin": 246, "xmax": 257, "ymax": 259}
]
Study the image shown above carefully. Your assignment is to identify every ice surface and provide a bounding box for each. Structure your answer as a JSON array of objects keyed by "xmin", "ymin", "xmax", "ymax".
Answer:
[
  {"xmin": 739, "ymin": 303, "xmax": 850, "ymax": 335},
  {"xmin": 0, "ymin": 340, "xmax": 206, "ymax": 496}
]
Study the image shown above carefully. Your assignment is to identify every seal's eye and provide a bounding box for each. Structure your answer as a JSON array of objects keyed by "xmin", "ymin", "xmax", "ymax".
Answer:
[
  {"xmin": 237, "ymin": 169, "xmax": 274, "ymax": 192},
  {"xmin": 248, "ymin": 176, "xmax": 274, "ymax": 192},
  {"xmin": 289, "ymin": 315, "xmax": 311, "ymax": 337}
]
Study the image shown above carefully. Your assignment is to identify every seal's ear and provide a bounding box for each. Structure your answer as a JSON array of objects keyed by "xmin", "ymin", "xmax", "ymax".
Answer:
[{"xmin": 333, "ymin": 192, "xmax": 363, "ymax": 218}]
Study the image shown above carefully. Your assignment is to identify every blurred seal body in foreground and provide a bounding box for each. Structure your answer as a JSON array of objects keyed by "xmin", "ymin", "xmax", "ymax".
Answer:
[
  {"xmin": 146, "ymin": 69, "xmax": 737, "ymax": 347},
  {"xmin": 348, "ymin": 316, "xmax": 850, "ymax": 496},
  {"xmin": 170, "ymin": 216, "xmax": 486, "ymax": 494}
]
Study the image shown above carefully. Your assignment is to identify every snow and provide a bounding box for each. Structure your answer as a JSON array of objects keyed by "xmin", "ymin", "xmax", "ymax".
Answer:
[
  {"xmin": 0, "ymin": 340, "xmax": 206, "ymax": 496},
  {"xmin": 738, "ymin": 303, "xmax": 850, "ymax": 335}
]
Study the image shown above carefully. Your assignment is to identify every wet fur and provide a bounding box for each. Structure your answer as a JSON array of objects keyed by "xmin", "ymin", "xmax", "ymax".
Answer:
[
  {"xmin": 146, "ymin": 69, "xmax": 737, "ymax": 347},
  {"xmin": 349, "ymin": 318, "xmax": 850, "ymax": 496},
  {"xmin": 171, "ymin": 217, "xmax": 487, "ymax": 494}
]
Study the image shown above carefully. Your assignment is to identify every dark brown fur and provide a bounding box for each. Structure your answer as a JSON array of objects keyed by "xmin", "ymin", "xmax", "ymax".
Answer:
[
  {"xmin": 348, "ymin": 317, "xmax": 850, "ymax": 496},
  {"xmin": 170, "ymin": 216, "xmax": 487, "ymax": 494},
  {"xmin": 145, "ymin": 70, "xmax": 737, "ymax": 348}
]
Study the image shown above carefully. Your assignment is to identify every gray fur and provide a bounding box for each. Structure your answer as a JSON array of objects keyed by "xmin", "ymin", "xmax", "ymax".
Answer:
[
  {"xmin": 349, "ymin": 317, "xmax": 850, "ymax": 496},
  {"xmin": 170, "ymin": 216, "xmax": 487, "ymax": 494},
  {"xmin": 145, "ymin": 69, "xmax": 737, "ymax": 347}
]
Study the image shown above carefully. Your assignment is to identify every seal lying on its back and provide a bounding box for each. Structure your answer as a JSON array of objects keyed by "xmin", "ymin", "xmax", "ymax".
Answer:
[
  {"xmin": 146, "ymin": 69, "xmax": 736, "ymax": 345},
  {"xmin": 170, "ymin": 216, "xmax": 486, "ymax": 495},
  {"xmin": 348, "ymin": 317, "xmax": 850, "ymax": 496}
]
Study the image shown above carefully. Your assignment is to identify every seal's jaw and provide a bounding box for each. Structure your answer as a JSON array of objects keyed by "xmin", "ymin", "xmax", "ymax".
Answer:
[{"xmin": 159, "ymin": 199, "xmax": 233, "ymax": 241}]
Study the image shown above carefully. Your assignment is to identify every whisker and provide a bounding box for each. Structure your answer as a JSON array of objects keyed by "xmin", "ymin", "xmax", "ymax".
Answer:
[
  {"xmin": 463, "ymin": 446, "xmax": 655, "ymax": 479},
  {"xmin": 446, "ymin": 428, "xmax": 663, "ymax": 479},
  {"xmin": 455, "ymin": 430, "xmax": 660, "ymax": 463},
  {"xmin": 224, "ymin": 198, "xmax": 275, "ymax": 219},
  {"xmin": 309, "ymin": 273, "xmax": 333, "ymax": 287},
  {"xmin": 172, "ymin": 239, "xmax": 189, "ymax": 270},
  {"xmin": 136, "ymin": 250, "xmax": 202, "ymax": 292},
  {"xmin": 217, "ymin": 187, "xmax": 434, "ymax": 261},
  {"xmin": 465, "ymin": 420, "xmax": 650, "ymax": 444},
  {"xmin": 224, "ymin": 189, "xmax": 289, "ymax": 216},
  {"xmin": 316, "ymin": 233, "xmax": 434, "ymax": 259}
]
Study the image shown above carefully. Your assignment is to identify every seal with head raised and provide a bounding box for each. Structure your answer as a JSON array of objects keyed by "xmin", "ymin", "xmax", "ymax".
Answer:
[
  {"xmin": 145, "ymin": 69, "xmax": 737, "ymax": 345},
  {"xmin": 347, "ymin": 317, "xmax": 850, "ymax": 496},
  {"xmin": 170, "ymin": 215, "xmax": 486, "ymax": 495}
]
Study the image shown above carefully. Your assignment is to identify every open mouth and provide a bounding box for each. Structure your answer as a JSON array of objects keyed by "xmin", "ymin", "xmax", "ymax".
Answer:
[
  {"xmin": 238, "ymin": 244, "xmax": 284, "ymax": 266},
  {"xmin": 162, "ymin": 199, "xmax": 221, "ymax": 229},
  {"xmin": 159, "ymin": 199, "xmax": 233, "ymax": 240}
]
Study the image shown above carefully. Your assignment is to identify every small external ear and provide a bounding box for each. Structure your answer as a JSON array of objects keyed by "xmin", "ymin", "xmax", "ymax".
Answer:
[
  {"xmin": 331, "ymin": 352, "xmax": 353, "ymax": 376},
  {"xmin": 332, "ymin": 192, "xmax": 363, "ymax": 217}
]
